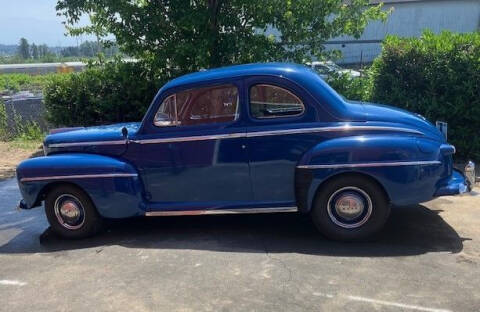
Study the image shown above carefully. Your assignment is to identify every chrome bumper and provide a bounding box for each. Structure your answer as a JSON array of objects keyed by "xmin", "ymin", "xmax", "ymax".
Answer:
[{"xmin": 434, "ymin": 162, "xmax": 475, "ymax": 196}]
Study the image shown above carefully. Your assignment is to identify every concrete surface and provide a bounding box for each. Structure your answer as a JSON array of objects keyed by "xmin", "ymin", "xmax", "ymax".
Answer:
[{"xmin": 0, "ymin": 177, "xmax": 479, "ymax": 312}]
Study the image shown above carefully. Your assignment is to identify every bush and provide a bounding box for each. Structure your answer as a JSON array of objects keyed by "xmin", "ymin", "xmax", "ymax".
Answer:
[
  {"xmin": 44, "ymin": 59, "xmax": 164, "ymax": 127},
  {"xmin": 367, "ymin": 31, "xmax": 480, "ymax": 161},
  {"xmin": 326, "ymin": 73, "xmax": 370, "ymax": 102}
]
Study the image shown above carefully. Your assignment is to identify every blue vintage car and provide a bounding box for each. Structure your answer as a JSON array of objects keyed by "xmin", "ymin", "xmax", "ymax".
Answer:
[{"xmin": 16, "ymin": 63, "xmax": 475, "ymax": 240}]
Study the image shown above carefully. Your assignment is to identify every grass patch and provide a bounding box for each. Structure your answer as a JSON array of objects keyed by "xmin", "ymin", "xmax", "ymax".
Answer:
[
  {"xmin": 8, "ymin": 137, "xmax": 43, "ymax": 150},
  {"xmin": 0, "ymin": 72, "xmax": 71, "ymax": 94}
]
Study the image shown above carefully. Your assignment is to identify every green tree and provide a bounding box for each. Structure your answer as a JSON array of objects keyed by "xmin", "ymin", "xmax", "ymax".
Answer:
[
  {"xmin": 38, "ymin": 44, "xmax": 50, "ymax": 58},
  {"xmin": 57, "ymin": 0, "xmax": 388, "ymax": 77},
  {"xmin": 31, "ymin": 43, "xmax": 39, "ymax": 59},
  {"xmin": 17, "ymin": 38, "xmax": 30, "ymax": 59}
]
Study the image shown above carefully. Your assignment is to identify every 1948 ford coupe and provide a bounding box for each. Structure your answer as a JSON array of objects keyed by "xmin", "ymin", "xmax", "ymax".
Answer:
[{"xmin": 16, "ymin": 63, "xmax": 475, "ymax": 240}]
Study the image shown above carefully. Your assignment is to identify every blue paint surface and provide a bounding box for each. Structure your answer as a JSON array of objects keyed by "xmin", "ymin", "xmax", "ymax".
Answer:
[{"xmin": 16, "ymin": 63, "xmax": 467, "ymax": 218}]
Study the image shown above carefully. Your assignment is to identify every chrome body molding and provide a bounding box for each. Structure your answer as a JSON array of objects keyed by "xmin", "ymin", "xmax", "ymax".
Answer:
[
  {"xmin": 20, "ymin": 173, "xmax": 138, "ymax": 182},
  {"xmin": 245, "ymin": 125, "xmax": 422, "ymax": 138},
  {"xmin": 133, "ymin": 125, "xmax": 422, "ymax": 145},
  {"xmin": 145, "ymin": 206, "xmax": 298, "ymax": 216},
  {"xmin": 297, "ymin": 160, "xmax": 442, "ymax": 169},
  {"xmin": 48, "ymin": 140, "xmax": 126, "ymax": 148},
  {"xmin": 134, "ymin": 132, "xmax": 246, "ymax": 144}
]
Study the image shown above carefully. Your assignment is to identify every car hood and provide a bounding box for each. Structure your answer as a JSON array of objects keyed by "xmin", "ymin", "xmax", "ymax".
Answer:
[
  {"xmin": 44, "ymin": 122, "xmax": 141, "ymax": 155},
  {"xmin": 344, "ymin": 101, "xmax": 445, "ymax": 142}
]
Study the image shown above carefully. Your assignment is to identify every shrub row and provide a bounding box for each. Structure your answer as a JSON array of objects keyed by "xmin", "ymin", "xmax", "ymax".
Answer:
[{"xmin": 44, "ymin": 60, "xmax": 163, "ymax": 126}]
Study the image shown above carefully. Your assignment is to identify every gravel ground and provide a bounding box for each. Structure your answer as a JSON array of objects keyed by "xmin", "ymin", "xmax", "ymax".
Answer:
[{"xmin": 0, "ymin": 178, "xmax": 479, "ymax": 312}]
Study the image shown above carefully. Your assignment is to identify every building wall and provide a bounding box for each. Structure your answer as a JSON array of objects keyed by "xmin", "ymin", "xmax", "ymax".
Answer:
[{"xmin": 328, "ymin": 0, "xmax": 480, "ymax": 64}]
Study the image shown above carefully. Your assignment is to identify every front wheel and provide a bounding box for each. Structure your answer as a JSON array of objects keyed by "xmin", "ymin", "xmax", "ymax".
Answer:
[
  {"xmin": 311, "ymin": 176, "xmax": 390, "ymax": 241},
  {"xmin": 45, "ymin": 185, "xmax": 103, "ymax": 239}
]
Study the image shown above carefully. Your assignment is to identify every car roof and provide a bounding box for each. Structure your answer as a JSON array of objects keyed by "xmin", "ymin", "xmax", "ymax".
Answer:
[{"xmin": 162, "ymin": 62, "xmax": 318, "ymax": 91}]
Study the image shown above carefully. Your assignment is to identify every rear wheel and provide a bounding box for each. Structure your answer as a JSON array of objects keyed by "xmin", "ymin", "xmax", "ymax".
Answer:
[
  {"xmin": 45, "ymin": 185, "xmax": 103, "ymax": 239},
  {"xmin": 311, "ymin": 175, "xmax": 390, "ymax": 241}
]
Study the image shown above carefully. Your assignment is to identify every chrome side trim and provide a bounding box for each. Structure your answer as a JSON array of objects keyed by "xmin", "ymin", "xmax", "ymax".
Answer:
[
  {"xmin": 20, "ymin": 173, "xmax": 138, "ymax": 182},
  {"xmin": 145, "ymin": 206, "xmax": 298, "ymax": 216},
  {"xmin": 134, "ymin": 125, "xmax": 422, "ymax": 144},
  {"xmin": 49, "ymin": 140, "xmax": 126, "ymax": 148},
  {"xmin": 134, "ymin": 132, "xmax": 246, "ymax": 144},
  {"xmin": 296, "ymin": 160, "xmax": 442, "ymax": 169},
  {"xmin": 246, "ymin": 125, "xmax": 422, "ymax": 138}
]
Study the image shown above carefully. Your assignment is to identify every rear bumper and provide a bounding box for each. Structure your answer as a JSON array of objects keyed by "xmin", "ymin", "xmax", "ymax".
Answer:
[{"xmin": 434, "ymin": 166, "xmax": 474, "ymax": 197}]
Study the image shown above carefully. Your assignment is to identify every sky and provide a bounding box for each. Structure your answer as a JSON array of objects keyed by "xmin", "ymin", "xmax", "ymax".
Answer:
[{"xmin": 0, "ymin": 0, "xmax": 94, "ymax": 46}]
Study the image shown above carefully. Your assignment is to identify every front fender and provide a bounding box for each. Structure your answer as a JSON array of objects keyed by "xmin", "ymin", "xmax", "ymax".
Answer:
[
  {"xmin": 16, "ymin": 153, "xmax": 146, "ymax": 218},
  {"xmin": 295, "ymin": 135, "xmax": 450, "ymax": 212}
]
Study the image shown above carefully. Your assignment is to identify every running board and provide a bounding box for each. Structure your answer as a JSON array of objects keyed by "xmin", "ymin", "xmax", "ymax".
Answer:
[{"xmin": 145, "ymin": 206, "xmax": 298, "ymax": 216}]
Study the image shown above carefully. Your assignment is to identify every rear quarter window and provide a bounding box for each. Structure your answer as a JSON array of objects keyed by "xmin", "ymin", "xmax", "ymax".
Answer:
[{"xmin": 249, "ymin": 84, "xmax": 304, "ymax": 119}]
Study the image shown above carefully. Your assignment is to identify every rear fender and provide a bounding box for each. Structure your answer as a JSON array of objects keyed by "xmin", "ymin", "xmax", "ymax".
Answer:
[
  {"xmin": 16, "ymin": 153, "xmax": 146, "ymax": 218},
  {"xmin": 295, "ymin": 135, "xmax": 447, "ymax": 212}
]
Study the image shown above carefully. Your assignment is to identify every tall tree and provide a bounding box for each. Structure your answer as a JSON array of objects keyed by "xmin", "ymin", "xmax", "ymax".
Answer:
[
  {"xmin": 18, "ymin": 38, "xmax": 30, "ymax": 59},
  {"xmin": 38, "ymin": 44, "xmax": 50, "ymax": 58},
  {"xmin": 31, "ymin": 43, "xmax": 39, "ymax": 59},
  {"xmin": 56, "ymin": 0, "xmax": 388, "ymax": 76}
]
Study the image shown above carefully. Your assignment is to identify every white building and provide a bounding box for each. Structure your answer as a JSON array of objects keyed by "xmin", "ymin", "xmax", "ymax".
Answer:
[{"xmin": 328, "ymin": 0, "xmax": 480, "ymax": 64}]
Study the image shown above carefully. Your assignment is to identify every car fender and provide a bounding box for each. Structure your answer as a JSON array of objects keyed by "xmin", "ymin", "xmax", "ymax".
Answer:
[
  {"xmin": 295, "ymin": 135, "xmax": 448, "ymax": 212},
  {"xmin": 16, "ymin": 153, "xmax": 146, "ymax": 218}
]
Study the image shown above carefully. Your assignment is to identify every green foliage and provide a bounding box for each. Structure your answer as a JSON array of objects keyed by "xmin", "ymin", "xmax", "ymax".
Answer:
[
  {"xmin": 0, "ymin": 101, "xmax": 44, "ymax": 142},
  {"xmin": 326, "ymin": 72, "xmax": 370, "ymax": 102},
  {"xmin": 14, "ymin": 121, "xmax": 44, "ymax": 142},
  {"xmin": 18, "ymin": 38, "xmax": 30, "ymax": 59},
  {"xmin": 0, "ymin": 73, "xmax": 66, "ymax": 94},
  {"xmin": 0, "ymin": 102, "xmax": 8, "ymax": 140},
  {"xmin": 56, "ymin": 0, "xmax": 389, "ymax": 75},
  {"xmin": 31, "ymin": 43, "xmax": 39, "ymax": 59},
  {"xmin": 44, "ymin": 59, "xmax": 162, "ymax": 126},
  {"xmin": 368, "ymin": 31, "xmax": 480, "ymax": 161},
  {"xmin": 60, "ymin": 40, "xmax": 120, "ymax": 58}
]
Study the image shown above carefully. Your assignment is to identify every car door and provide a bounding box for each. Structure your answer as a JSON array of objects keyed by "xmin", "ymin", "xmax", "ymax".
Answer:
[
  {"xmin": 245, "ymin": 77, "xmax": 321, "ymax": 206},
  {"xmin": 136, "ymin": 82, "xmax": 252, "ymax": 211}
]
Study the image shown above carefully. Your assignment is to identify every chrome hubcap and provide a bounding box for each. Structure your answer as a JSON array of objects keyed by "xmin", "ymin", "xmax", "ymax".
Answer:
[
  {"xmin": 327, "ymin": 187, "xmax": 372, "ymax": 229},
  {"xmin": 54, "ymin": 194, "xmax": 85, "ymax": 230}
]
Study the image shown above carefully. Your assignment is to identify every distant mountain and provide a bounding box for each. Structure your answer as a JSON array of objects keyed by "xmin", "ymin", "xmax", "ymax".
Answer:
[
  {"xmin": 0, "ymin": 43, "xmax": 87, "ymax": 57},
  {"xmin": 0, "ymin": 44, "xmax": 18, "ymax": 56}
]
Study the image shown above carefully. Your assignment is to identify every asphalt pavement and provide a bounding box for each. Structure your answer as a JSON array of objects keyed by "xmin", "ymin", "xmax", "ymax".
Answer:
[{"xmin": 0, "ymin": 177, "xmax": 479, "ymax": 312}]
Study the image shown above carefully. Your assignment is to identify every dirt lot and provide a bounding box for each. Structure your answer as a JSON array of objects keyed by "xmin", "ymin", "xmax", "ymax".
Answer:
[{"xmin": 0, "ymin": 141, "xmax": 42, "ymax": 179}]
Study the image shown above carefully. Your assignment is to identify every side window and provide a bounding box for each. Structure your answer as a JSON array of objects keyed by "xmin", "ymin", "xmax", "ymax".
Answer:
[
  {"xmin": 154, "ymin": 84, "xmax": 239, "ymax": 127},
  {"xmin": 249, "ymin": 84, "xmax": 304, "ymax": 119}
]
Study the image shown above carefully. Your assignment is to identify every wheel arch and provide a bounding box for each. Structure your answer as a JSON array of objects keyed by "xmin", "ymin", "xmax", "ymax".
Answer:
[
  {"xmin": 34, "ymin": 181, "xmax": 92, "ymax": 208},
  {"xmin": 297, "ymin": 170, "xmax": 391, "ymax": 213}
]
